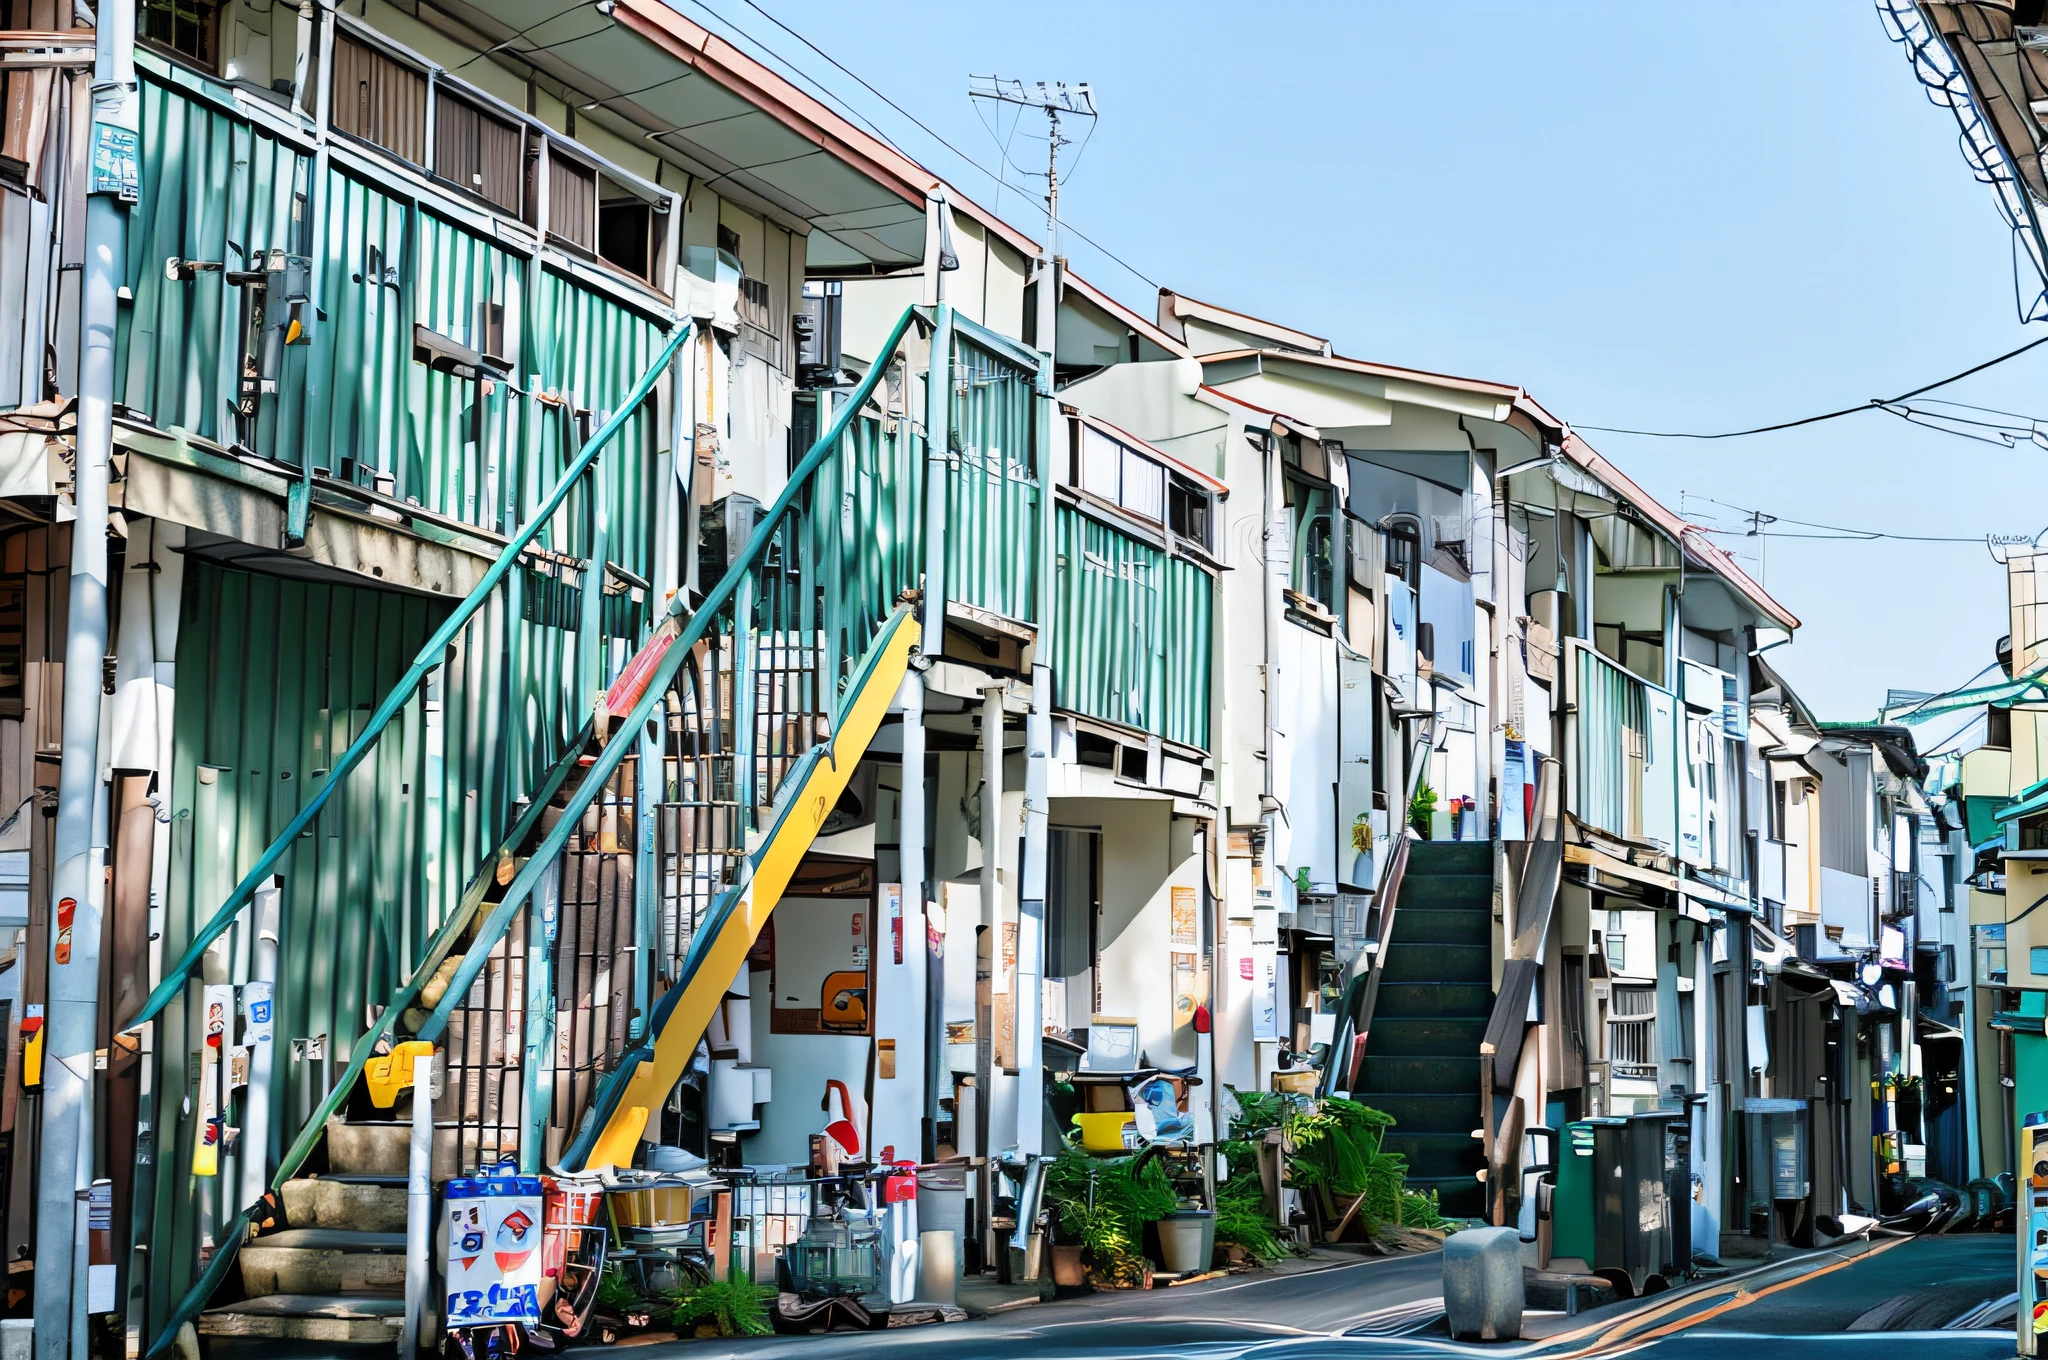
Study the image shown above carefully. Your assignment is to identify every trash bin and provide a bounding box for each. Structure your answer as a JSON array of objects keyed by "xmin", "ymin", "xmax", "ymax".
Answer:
[
  {"xmin": 915, "ymin": 1165, "xmax": 968, "ymax": 1281},
  {"xmin": 1550, "ymin": 1121, "xmax": 1598, "ymax": 1271},
  {"xmin": 1663, "ymin": 1115, "xmax": 1692, "ymax": 1279},
  {"xmin": 1157, "ymin": 1210, "xmax": 1214, "ymax": 1274},
  {"xmin": 917, "ymin": 1229, "xmax": 958, "ymax": 1304},
  {"xmin": 1590, "ymin": 1114, "xmax": 1675, "ymax": 1296}
]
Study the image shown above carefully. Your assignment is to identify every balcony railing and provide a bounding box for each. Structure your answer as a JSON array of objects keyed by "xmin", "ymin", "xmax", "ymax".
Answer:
[{"xmin": 1568, "ymin": 641, "xmax": 1676, "ymax": 850}]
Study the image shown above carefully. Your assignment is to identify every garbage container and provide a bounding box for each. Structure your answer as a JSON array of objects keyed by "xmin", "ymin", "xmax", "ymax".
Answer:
[
  {"xmin": 1663, "ymin": 1115, "xmax": 1692, "ymax": 1279},
  {"xmin": 1549, "ymin": 1120, "xmax": 1598, "ymax": 1272},
  {"xmin": 1590, "ymin": 1114, "xmax": 1672, "ymax": 1297},
  {"xmin": 1157, "ymin": 1210, "xmax": 1214, "ymax": 1274},
  {"xmin": 915, "ymin": 1164, "xmax": 968, "ymax": 1281}
]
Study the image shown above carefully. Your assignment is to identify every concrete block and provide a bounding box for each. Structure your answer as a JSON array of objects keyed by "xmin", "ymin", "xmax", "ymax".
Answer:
[
  {"xmin": 1442, "ymin": 1225, "xmax": 1524, "ymax": 1341},
  {"xmin": 1, "ymin": 1318, "xmax": 33, "ymax": 1360}
]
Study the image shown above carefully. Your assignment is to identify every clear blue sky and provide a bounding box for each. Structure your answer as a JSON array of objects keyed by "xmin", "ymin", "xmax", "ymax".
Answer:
[{"xmin": 687, "ymin": 0, "xmax": 2048, "ymax": 724}]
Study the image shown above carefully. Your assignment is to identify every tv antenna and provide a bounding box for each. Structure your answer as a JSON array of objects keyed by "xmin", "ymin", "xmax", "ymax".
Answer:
[{"xmin": 969, "ymin": 77, "xmax": 1097, "ymax": 368}]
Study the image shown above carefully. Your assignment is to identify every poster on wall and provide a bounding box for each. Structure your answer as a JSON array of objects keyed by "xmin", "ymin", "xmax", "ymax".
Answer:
[
  {"xmin": 1501, "ymin": 739, "xmax": 1528, "ymax": 841},
  {"xmin": 771, "ymin": 895, "xmax": 874, "ymax": 1035},
  {"xmin": 1171, "ymin": 952, "xmax": 1199, "ymax": 1032},
  {"xmin": 1250, "ymin": 910, "xmax": 1279, "ymax": 1044},
  {"xmin": 1170, "ymin": 885, "xmax": 1198, "ymax": 948}
]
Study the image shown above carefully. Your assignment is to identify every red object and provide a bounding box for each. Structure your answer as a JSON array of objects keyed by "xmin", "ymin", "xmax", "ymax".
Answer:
[
  {"xmin": 823, "ymin": 1120, "xmax": 860, "ymax": 1156},
  {"xmin": 603, "ymin": 627, "xmax": 677, "ymax": 715},
  {"xmin": 541, "ymin": 1176, "xmax": 606, "ymax": 1282},
  {"xmin": 1192, "ymin": 1003, "xmax": 1211, "ymax": 1035},
  {"xmin": 883, "ymin": 1163, "xmax": 917, "ymax": 1204}
]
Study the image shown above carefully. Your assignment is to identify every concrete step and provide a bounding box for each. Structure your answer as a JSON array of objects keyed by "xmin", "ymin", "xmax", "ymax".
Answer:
[
  {"xmin": 1344, "ymin": 1090, "xmax": 1482, "ymax": 1132},
  {"xmin": 1388, "ymin": 907, "xmax": 1491, "ymax": 947},
  {"xmin": 1380, "ymin": 1130, "xmax": 1488, "ymax": 1180},
  {"xmin": 1397, "ymin": 873, "xmax": 1493, "ymax": 910},
  {"xmin": 240, "ymin": 1230, "xmax": 407, "ymax": 1297},
  {"xmin": 279, "ymin": 1177, "xmax": 408, "ymax": 1234},
  {"xmin": 1363, "ymin": 1016, "xmax": 1490, "ymax": 1056},
  {"xmin": 1370, "ymin": 981, "xmax": 1493, "ymax": 1018},
  {"xmin": 1408, "ymin": 842, "xmax": 1492, "ymax": 875},
  {"xmin": 196, "ymin": 1293, "xmax": 405, "ymax": 1344},
  {"xmin": 1404, "ymin": 1173, "xmax": 1485, "ymax": 1219},
  {"xmin": 1362, "ymin": 1055, "xmax": 1482, "ymax": 1094},
  {"xmin": 1378, "ymin": 942, "xmax": 1490, "ymax": 984},
  {"xmin": 325, "ymin": 1117, "xmax": 511, "ymax": 1180}
]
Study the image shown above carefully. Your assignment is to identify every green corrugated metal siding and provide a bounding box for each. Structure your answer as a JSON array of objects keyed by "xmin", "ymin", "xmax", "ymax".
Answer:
[
  {"xmin": 149, "ymin": 562, "xmax": 483, "ymax": 1316},
  {"xmin": 119, "ymin": 77, "xmax": 311, "ymax": 443},
  {"xmin": 528, "ymin": 269, "xmax": 660, "ymax": 581},
  {"xmin": 1052, "ymin": 504, "xmax": 1211, "ymax": 748},
  {"xmin": 121, "ymin": 76, "xmax": 662, "ymax": 584},
  {"xmin": 307, "ymin": 170, "xmax": 411, "ymax": 493},
  {"xmin": 945, "ymin": 332, "xmax": 1037, "ymax": 623}
]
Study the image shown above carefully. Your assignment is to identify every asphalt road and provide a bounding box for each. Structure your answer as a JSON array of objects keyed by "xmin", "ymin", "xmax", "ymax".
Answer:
[
  {"xmin": 630, "ymin": 1250, "xmax": 1446, "ymax": 1359},
  {"xmin": 627, "ymin": 1234, "xmax": 2024, "ymax": 1360}
]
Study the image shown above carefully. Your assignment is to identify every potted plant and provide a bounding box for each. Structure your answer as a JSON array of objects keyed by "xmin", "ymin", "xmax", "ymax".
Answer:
[
  {"xmin": 1409, "ymin": 782, "xmax": 1438, "ymax": 838},
  {"xmin": 1041, "ymin": 1144, "xmax": 1176, "ymax": 1288}
]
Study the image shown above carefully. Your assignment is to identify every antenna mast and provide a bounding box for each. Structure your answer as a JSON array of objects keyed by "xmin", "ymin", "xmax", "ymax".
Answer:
[{"xmin": 968, "ymin": 76, "xmax": 1097, "ymax": 370}]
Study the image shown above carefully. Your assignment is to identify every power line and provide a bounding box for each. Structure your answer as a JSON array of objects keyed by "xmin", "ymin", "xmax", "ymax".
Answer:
[
  {"xmin": 1576, "ymin": 332, "xmax": 2048, "ymax": 439},
  {"xmin": 1683, "ymin": 493, "xmax": 2000, "ymax": 544}
]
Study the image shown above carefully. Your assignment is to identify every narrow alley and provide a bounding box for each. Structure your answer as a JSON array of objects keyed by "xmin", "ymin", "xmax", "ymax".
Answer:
[{"xmin": 0, "ymin": 2, "xmax": 2043, "ymax": 1360}]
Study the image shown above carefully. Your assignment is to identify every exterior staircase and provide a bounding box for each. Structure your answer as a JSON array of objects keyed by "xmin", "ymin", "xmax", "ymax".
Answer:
[
  {"xmin": 139, "ymin": 304, "xmax": 952, "ymax": 1357},
  {"xmin": 1359, "ymin": 839, "xmax": 1494, "ymax": 1219},
  {"xmin": 199, "ymin": 1146, "xmax": 409, "ymax": 1346}
]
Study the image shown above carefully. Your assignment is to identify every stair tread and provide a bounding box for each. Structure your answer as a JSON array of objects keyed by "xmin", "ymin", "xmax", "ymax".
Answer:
[
  {"xmin": 205, "ymin": 1294, "xmax": 405, "ymax": 1318},
  {"xmin": 249, "ymin": 1229, "xmax": 407, "ymax": 1253}
]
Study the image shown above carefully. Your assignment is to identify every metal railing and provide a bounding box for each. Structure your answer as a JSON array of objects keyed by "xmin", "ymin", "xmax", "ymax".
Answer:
[
  {"xmin": 415, "ymin": 304, "xmax": 937, "ymax": 1174},
  {"xmin": 138, "ymin": 320, "xmax": 696, "ymax": 1360}
]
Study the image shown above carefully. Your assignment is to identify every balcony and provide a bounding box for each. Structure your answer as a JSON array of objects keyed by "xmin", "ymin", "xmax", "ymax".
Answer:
[
  {"xmin": 119, "ymin": 33, "xmax": 679, "ymax": 585},
  {"xmin": 1568, "ymin": 641, "xmax": 1676, "ymax": 851}
]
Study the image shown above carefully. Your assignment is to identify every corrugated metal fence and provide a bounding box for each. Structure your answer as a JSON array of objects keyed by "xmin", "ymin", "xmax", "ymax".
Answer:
[
  {"xmin": 1051, "ymin": 504, "xmax": 1212, "ymax": 749},
  {"xmin": 119, "ymin": 73, "xmax": 663, "ymax": 586},
  {"xmin": 943, "ymin": 325, "xmax": 1038, "ymax": 625}
]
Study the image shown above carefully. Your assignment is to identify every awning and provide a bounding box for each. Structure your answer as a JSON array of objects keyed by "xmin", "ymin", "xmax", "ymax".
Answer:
[
  {"xmin": 1680, "ymin": 875, "xmax": 1753, "ymax": 913},
  {"xmin": 1565, "ymin": 843, "xmax": 1676, "ymax": 894},
  {"xmin": 1997, "ymin": 777, "xmax": 2048, "ymax": 824}
]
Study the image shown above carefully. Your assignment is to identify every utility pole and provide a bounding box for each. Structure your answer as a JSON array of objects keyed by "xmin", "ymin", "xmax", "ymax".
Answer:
[
  {"xmin": 968, "ymin": 77, "xmax": 1094, "ymax": 1173},
  {"xmin": 38, "ymin": 1, "xmax": 135, "ymax": 1356}
]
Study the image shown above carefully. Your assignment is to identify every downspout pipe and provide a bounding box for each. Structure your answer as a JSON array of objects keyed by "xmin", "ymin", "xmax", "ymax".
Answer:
[
  {"xmin": 1016, "ymin": 232, "xmax": 1056, "ymax": 1161},
  {"xmin": 36, "ymin": 5, "xmax": 131, "ymax": 1355},
  {"xmin": 916, "ymin": 189, "xmax": 953, "ymax": 1158}
]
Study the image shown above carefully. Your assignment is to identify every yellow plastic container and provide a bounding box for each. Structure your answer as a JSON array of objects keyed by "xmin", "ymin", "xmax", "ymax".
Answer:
[{"xmin": 1071, "ymin": 1111, "xmax": 1135, "ymax": 1153}]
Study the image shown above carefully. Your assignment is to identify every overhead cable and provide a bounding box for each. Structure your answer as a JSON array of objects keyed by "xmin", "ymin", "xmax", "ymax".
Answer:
[{"xmin": 1577, "ymin": 333, "xmax": 2048, "ymax": 439}]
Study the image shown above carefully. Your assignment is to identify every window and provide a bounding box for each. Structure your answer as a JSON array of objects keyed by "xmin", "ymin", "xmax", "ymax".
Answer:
[
  {"xmin": 599, "ymin": 177, "xmax": 656, "ymax": 281},
  {"xmin": 1606, "ymin": 931, "xmax": 1626, "ymax": 973},
  {"xmin": 549, "ymin": 155, "xmax": 597, "ymax": 252},
  {"xmin": 1386, "ymin": 518, "xmax": 1421, "ymax": 589},
  {"xmin": 1607, "ymin": 985, "xmax": 1656, "ymax": 1078},
  {"xmin": 142, "ymin": 0, "xmax": 221, "ymax": 68},
  {"xmin": 1169, "ymin": 475, "xmax": 1211, "ymax": 550},
  {"xmin": 434, "ymin": 94, "xmax": 524, "ymax": 215},
  {"xmin": 330, "ymin": 32, "xmax": 427, "ymax": 165},
  {"xmin": 1075, "ymin": 425, "xmax": 1191, "ymax": 529},
  {"xmin": 1284, "ymin": 471, "xmax": 1335, "ymax": 611}
]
